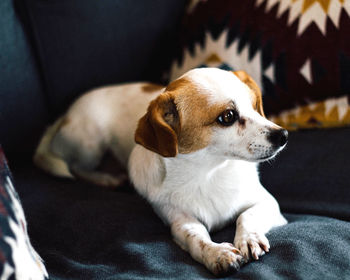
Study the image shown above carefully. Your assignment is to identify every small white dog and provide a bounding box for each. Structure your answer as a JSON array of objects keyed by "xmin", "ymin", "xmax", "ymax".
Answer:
[{"xmin": 34, "ymin": 68, "xmax": 288, "ymax": 275}]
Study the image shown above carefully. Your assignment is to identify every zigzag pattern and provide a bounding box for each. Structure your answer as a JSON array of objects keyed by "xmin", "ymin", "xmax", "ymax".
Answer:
[
  {"xmin": 269, "ymin": 95, "xmax": 350, "ymax": 129},
  {"xmin": 255, "ymin": 0, "xmax": 350, "ymax": 35},
  {"xmin": 170, "ymin": 30, "xmax": 266, "ymax": 87},
  {"xmin": 170, "ymin": 0, "xmax": 350, "ymax": 129}
]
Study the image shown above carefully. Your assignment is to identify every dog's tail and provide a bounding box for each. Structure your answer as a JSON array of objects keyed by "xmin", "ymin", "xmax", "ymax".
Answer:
[{"xmin": 33, "ymin": 117, "xmax": 74, "ymax": 178}]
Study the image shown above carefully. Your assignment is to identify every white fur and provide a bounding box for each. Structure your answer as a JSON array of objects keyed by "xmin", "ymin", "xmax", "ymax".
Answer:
[
  {"xmin": 129, "ymin": 68, "xmax": 288, "ymax": 275},
  {"xmin": 130, "ymin": 146, "xmax": 280, "ymax": 230},
  {"xmin": 184, "ymin": 67, "xmax": 251, "ymax": 107},
  {"xmin": 34, "ymin": 68, "xmax": 287, "ymax": 275},
  {"xmin": 34, "ymin": 83, "xmax": 161, "ymax": 185}
]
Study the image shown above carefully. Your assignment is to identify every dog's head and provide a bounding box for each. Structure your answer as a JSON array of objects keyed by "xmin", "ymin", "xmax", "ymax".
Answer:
[{"xmin": 135, "ymin": 68, "xmax": 287, "ymax": 162}]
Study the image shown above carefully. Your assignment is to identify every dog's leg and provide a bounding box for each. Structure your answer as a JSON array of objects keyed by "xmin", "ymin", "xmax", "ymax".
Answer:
[
  {"xmin": 234, "ymin": 198, "xmax": 287, "ymax": 261},
  {"xmin": 51, "ymin": 120, "xmax": 128, "ymax": 189},
  {"xmin": 170, "ymin": 213, "xmax": 244, "ymax": 276},
  {"xmin": 70, "ymin": 167, "xmax": 128, "ymax": 189}
]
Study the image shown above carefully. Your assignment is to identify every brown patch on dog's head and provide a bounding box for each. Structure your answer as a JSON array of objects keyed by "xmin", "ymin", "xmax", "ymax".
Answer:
[
  {"xmin": 141, "ymin": 83, "xmax": 164, "ymax": 93},
  {"xmin": 167, "ymin": 78, "xmax": 229, "ymax": 154},
  {"xmin": 233, "ymin": 71, "xmax": 265, "ymax": 117},
  {"xmin": 135, "ymin": 77, "xmax": 229, "ymax": 157}
]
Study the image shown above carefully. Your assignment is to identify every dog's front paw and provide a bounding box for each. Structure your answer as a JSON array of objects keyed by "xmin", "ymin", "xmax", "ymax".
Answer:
[
  {"xmin": 204, "ymin": 242, "xmax": 244, "ymax": 276},
  {"xmin": 234, "ymin": 232, "xmax": 270, "ymax": 261}
]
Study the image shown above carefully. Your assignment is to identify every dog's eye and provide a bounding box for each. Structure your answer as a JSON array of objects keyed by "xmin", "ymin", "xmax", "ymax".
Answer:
[{"xmin": 217, "ymin": 109, "xmax": 238, "ymax": 126}]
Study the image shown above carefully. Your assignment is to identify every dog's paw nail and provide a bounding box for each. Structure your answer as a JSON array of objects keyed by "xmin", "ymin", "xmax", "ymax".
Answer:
[
  {"xmin": 261, "ymin": 244, "xmax": 269, "ymax": 252},
  {"xmin": 234, "ymin": 232, "xmax": 270, "ymax": 261},
  {"xmin": 232, "ymin": 248, "xmax": 241, "ymax": 254}
]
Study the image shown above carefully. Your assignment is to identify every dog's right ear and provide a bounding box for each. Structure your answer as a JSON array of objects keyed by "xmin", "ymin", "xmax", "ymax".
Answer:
[{"xmin": 135, "ymin": 94, "xmax": 180, "ymax": 157}]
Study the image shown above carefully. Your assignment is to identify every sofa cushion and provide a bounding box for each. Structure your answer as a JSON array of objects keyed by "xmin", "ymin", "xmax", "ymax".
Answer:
[
  {"xmin": 11, "ymin": 125, "xmax": 350, "ymax": 278},
  {"xmin": 12, "ymin": 161, "xmax": 350, "ymax": 279},
  {"xmin": 21, "ymin": 0, "xmax": 187, "ymax": 117},
  {"xmin": 0, "ymin": 0, "xmax": 49, "ymax": 160},
  {"xmin": 169, "ymin": 0, "xmax": 350, "ymax": 130}
]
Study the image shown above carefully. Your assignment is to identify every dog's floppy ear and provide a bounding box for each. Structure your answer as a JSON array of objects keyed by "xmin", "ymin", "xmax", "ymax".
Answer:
[
  {"xmin": 135, "ymin": 94, "xmax": 179, "ymax": 157},
  {"xmin": 233, "ymin": 70, "xmax": 265, "ymax": 117}
]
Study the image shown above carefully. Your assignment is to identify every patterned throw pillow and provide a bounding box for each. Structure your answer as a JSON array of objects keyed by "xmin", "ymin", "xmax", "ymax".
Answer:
[
  {"xmin": 0, "ymin": 146, "xmax": 48, "ymax": 280},
  {"xmin": 169, "ymin": 0, "xmax": 350, "ymax": 130}
]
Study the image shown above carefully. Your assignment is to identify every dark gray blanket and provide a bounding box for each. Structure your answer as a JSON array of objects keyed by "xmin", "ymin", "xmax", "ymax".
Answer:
[{"xmin": 11, "ymin": 127, "xmax": 350, "ymax": 279}]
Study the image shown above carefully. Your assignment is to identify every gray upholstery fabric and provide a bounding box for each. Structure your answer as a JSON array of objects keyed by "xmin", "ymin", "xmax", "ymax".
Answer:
[
  {"xmin": 21, "ymin": 0, "xmax": 187, "ymax": 116},
  {"xmin": 12, "ymin": 127, "xmax": 350, "ymax": 279},
  {"xmin": 261, "ymin": 127, "xmax": 350, "ymax": 221},
  {"xmin": 13, "ymin": 164, "xmax": 350, "ymax": 280},
  {"xmin": 0, "ymin": 0, "xmax": 48, "ymax": 158}
]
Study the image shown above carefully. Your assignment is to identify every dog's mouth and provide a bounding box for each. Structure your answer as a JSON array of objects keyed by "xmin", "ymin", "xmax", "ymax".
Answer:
[
  {"xmin": 255, "ymin": 143, "xmax": 287, "ymax": 162},
  {"xmin": 255, "ymin": 154, "xmax": 277, "ymax": 163},
  {"xmin": 258, "ymin": 155, "xmax": 273, "ymax": 161},
  {"xmin": 227, "ymin": 138, "xmax": 288, "ymax": 163}
]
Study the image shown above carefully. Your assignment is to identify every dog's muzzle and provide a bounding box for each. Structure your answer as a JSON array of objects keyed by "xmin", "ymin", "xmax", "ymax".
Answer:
[{"xmin": 267, "ymin": 129, "xmax": 288, "ymax": 148}]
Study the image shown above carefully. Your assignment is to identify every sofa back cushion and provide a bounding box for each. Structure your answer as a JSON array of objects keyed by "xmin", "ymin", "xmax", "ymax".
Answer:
[
  {"xmin": 169, "ymin": 0, "xmax": 350, "ymax": 130},
  {"xmin": 21, "ymin": 0, "xmax": 187, "ymax": 117},
  {"xmin": 0, "ymin": 0, "xmax": 49, "ymax": 161}
]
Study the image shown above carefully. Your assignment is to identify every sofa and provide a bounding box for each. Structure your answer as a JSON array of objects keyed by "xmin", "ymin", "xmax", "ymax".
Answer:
[{"xmin": 1, "ymin": 0, "xmax": 350, "ymax": 279}]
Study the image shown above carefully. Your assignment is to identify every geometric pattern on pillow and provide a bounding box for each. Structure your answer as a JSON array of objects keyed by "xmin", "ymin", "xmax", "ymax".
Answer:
[
  {"xmin": 255, "ymin": 0, "xmax": 350, "ymax": 35},
  {"xmin": 269, "ymin": 94, "xmax": 350, "ymax": 129},
  {"xmin": 0, "ymin": 146, "xmax": 48, "ymax": 280},
  {"xmin": 169, "ymin": 0, "xmax": 350, "ymax": 130}
]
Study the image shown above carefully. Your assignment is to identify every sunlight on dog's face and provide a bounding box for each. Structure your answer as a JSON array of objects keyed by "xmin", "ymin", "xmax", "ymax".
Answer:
[
  {"xmin": 135, "ymin": 68, "xmax": 288, "ymax": 161},
  {"xmin": 209, "ymin": 107, "xmax": 288, "ymax": 162},
  {"xmin": 182, "ymin": 68, "xmax": 288, "ymax": 162}
]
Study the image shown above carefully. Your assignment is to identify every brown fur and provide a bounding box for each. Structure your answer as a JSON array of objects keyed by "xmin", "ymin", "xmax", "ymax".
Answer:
[
  {"xmin": 135, "ymin": 72, "xmax": 263, "ymax": 157},
  {"xmin": 168, "ymin": 78, "xmax": 210, "ymax": 154},
  {"xmin": 238, "ymin": 117, "xmax": 246, "ymax": 129},
  {"xmin": 135, "ymin": 77, "xmax": 231, "ymax": 157},
  {"xmin": 185, "ymin": 232, "xmax": 196, "ymax": 240},
  {"xmin": 168, "ymin": 78, "xmax": 231, "ymax": 154},
  {"xmin": 233, "ymin": 71, "xmax": 265, "ymax": 117},
  {"xmin": 141, "ymin": 83, "xmax": 164, "ymax": 93},
  {"xmin": 135, "ymin": 93, "xmax": 179, "ymax": 157},
  {"xmin": 199, "ymin": 240, "xmax": 207, "ymax": 251}
]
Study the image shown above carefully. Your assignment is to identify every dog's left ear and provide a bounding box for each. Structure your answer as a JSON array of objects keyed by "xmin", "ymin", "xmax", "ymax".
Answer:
[
  {"xmin": 233, "ymin": 70, "xmax": 265, "ymax": 117},
  {"xmin": 135, "ymin": 94, "xmax": 179, "ymax": 157}
]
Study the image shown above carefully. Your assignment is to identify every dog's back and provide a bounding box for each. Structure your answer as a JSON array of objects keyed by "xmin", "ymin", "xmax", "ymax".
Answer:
[{"xmin": 33, "ymin": 82, "xmax": 163, "ymax": 180}]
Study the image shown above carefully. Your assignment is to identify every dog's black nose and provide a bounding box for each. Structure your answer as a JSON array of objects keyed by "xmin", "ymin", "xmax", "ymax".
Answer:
[{"xmin": 268, "ymin": 129, "xmax": 288, "ymax": 147}]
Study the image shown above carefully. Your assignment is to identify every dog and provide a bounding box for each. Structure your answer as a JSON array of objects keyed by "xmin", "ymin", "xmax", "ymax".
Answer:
[{"xmin": 34, "ymin": 68, "xmax": 288, "ymax": 275}]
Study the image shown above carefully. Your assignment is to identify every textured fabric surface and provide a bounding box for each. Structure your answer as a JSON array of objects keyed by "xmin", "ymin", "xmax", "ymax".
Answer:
[
  {"xmin": 20, "ymin": 0, "xmax": 187, "ymax": 117},
  {"xmin": 13, "ymin": 167, "xmax": 350, "ymax": 280},
  {"xmin": 169, "ymin": 0, "xmax": 350, "ymax": 130},
  {"xmin": 260, "ymin": 126, "xmax": 350, "ymax": 221},
  {"xmin": 11, "ymin": 127, "xmax": 350, "ymax": 279},
  {"xmin": 0, "ymin": 147, "xmax": 48, "ymax": 279},
  {"xmin": 0, "ymin": 0, "xmax": 49, "ymax": 159}
]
